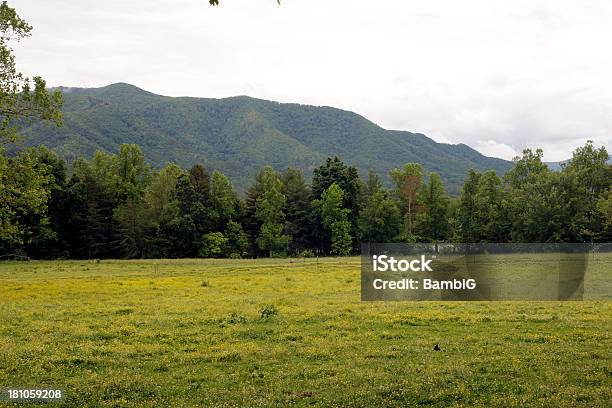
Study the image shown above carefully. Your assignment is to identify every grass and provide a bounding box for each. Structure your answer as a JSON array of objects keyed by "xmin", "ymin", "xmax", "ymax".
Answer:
[{"xmin": 0, "ymin": 256, "xmax": 610, "ymax": 407}]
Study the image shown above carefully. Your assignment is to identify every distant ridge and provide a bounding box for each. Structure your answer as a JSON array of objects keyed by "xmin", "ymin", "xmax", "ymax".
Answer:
[{"xmin": 19, "ymin": 83, "xmax": 512, "ymax": 193}]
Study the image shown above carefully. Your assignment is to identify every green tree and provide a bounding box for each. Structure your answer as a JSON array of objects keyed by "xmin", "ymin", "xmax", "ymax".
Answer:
[
  {"xmin": 254, "ymin": 167, "xmax": 288, "ymax": 256},
  {"xmin": 144, "ymin": 164, "xmax": 183, "ymax": 257},
  {"xmin": 67, "ymin": 146, "xmax": 154, "ymax": 258},
  {"xmin": 172, "ymin": 164, "xmax": 213, "ymax": 256},
  {"xmin": 474, "ymin": 171, "xmax": 509, "ymax": 242},
  {"xmin": 417, "ymin": 172, "xmax": 450, "ymax": 242},
  {"xmin": 70, "ymin": 151, "xmax": 119, "ymax": 258},
  {"xmin": 0, "ymin": 2, "xmax": 62, "ymax": 252},
  {"xmin": 189, "ymin": 164, "xmax": 211, "ymax": 206},
  {"xmin": 505, "ymin": 155, "xmax": 589, "ymax": 243},
  {"xmin": 316, "ymin": 183, "xmax": 352, "ymax": 255},
  {"xmin": 0, "ymin": 148, "xmax": 52, "ymax": 252},
  {"xmin": 362, "ymin": 169, "xmax": 383, "ymax": 204},
  {"xmin": 358, "ymin": 189, "xmax": 401, "ymax": 243},
  {"xmin": 457, "ymin": 169, "xmax": 481, "ymax": 243},
  {"xmin": 312, "ymin": 157, "xmax": 361, "ymax": 239},
  {"xmin": 281, "ymin": 167, "xmax": 312, "ymax": 254},
  {"xmin": 502, "ymin": 146, "xmax": 600, "ymax": 243},
  {"xmin": 146, "ymin": 163, "xmax": 182, "ymax": 224},
  {"xmin": 209, "ymin": 170, "xmax": 238, "ymax": 231},
  {"xmin": 596, "ymin": 189, "xmax": 612, "ymax": 241},
  {"xmin": 174, "ymin": 176, "xmax": 204, "ymax": 257},
  {"xmin": 311, "ymin": 157, "xmax": 361, "ymax": 253},
  {"xmin": 22, "ymin": 146, "xmax": 68, "ymax": 258},
  {"xmin": 563, "ymin": 141, "xmax": 609, "ymax": 195},
  {"xmin": 504, "ymin": 148, "xmax": 548, "ymax": 189},
  {"xmin": 113, "ymin": 198, "xmax": 154, "ymax": 258},
  {"xmin": 562, "ymin": 141, "xmax": 611, "ymax": 241},
  {"xmin": 0, "ymin": 1, "xmax": 62, "ymax": 144},
  {"xmin": 244, "ymin": 168, "xmax": 267, "ymax": 254},
  {"xmin": 225, "ymin": 220, "xmax": 248, "ymax": 258},
  {"xmin": 112, "ymin": 144, "xmax": 151, "ymax": 201},
  {"xmin": 508, "ymin": 170, "xmax": 565, "ymax": 242}
]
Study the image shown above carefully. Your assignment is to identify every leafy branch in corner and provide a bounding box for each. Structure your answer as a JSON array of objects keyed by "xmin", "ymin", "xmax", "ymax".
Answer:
[{"xmin": 0, "ymin": 1, "xmax": 63, "ymax": 144}]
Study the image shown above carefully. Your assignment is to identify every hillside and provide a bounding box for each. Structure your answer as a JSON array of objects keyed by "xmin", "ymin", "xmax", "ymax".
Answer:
[{"xmin": 17, "ymin": 83, "xmax": 512, "ymax": 193}]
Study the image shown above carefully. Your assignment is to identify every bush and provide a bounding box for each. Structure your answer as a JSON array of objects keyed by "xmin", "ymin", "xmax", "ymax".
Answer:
[
  {"xmin": 259, "ymin": 304, "xmax": 278, "ymax": 319},
  {"xmin": 299, "ymin": 249, "xmax": 315, "ymax": 258},
  {"xmin": 225, "ymin": 312, "xmax": 247, "ymax": 324},
  {"xmin": 198, "ymin": 232, "xmax": 228, "ymax": 258}
]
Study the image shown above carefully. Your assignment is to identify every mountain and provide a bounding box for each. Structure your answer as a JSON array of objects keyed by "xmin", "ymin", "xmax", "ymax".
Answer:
[{"xmin": 17, "ymin": 83, "xmax": 512, "ymax": 194}]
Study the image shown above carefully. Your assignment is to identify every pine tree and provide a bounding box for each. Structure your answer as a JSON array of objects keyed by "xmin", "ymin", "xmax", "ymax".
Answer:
[
  {"xmin": 418, "ymin": 172, "xmax": 450, "ymax": 242},
  {"xmin": 281, "ymin": 168, "xmax": 312, "ymax": 254}
]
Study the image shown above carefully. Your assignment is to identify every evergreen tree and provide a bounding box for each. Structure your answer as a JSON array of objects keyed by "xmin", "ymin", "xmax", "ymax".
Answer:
[
  {"xmin": 362, "ymin": 169, "xmax": 383, "ymax": 204},
  {"xmin": 417, "ymin": 172, "xmax": 450, "ymax": 242},
  {"xmin": 457, "ymin": 169, "xmax": 481, "ymax": 243},
  {"xmin": 281, "ymin": 168, "xmax": 312, "ymax": 254},
  {"xmin": 244, "ymin": 167, "xmax": 267, "ymax": 255},
  {"xmin": 189, "ymin": 164, "xmax": 211, "ymax": 206},
  {"xmin": 173, "ymin": 174, "xmax": 205, "ymax": 257},
  {"xmin": 68, "ymin": 152, "xmax": 118, "ymax": 258},
  {"xmin": 113, "ymin": 198, "xmax": 154, "ymax": 258}
]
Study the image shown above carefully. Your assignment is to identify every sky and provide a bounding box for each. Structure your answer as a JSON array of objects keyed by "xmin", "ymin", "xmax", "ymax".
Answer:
[{"xmin": 12, "ymin": 0, "xmax": 612, "ymax": 161}]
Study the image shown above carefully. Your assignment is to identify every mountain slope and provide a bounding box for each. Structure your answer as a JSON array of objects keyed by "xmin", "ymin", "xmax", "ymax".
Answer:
[{"xmin": 18, "ymin": 83, "xmax": 512, "ymax": 193}]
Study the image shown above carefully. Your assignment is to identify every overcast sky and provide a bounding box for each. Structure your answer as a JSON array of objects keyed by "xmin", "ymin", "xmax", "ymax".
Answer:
[{"xmin": 13, "ymin": 0, "xmax": 612, "ymax": 161}]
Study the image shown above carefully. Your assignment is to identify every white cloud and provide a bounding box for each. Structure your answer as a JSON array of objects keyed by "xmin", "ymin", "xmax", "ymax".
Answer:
[
  {"xmin": 12, "ymin": 0, "xmax": 612, "ymax": 161},
  {"xmin": 473, "ymin": 141, "xmax": 519, "ymax": 161}
]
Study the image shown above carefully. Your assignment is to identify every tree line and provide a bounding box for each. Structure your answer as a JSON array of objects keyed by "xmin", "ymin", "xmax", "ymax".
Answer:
[
  {"xmin": 1, "ymin": 141, "xmax": 610, "ymax": 259},
  {"xmin": 2, "ymin": 2, "xmax": 609, "ymax": 260}
]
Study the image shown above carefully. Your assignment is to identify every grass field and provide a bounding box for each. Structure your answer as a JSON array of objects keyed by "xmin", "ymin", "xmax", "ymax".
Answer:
[{"xmin": 0, "ymin": 257, "xmax": 611, "ymax": 407}]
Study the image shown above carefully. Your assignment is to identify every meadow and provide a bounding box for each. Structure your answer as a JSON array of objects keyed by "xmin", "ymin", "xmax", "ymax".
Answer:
[{"xmin": 0, "ymin": 256, "xmax": 610, "ymax": 407}]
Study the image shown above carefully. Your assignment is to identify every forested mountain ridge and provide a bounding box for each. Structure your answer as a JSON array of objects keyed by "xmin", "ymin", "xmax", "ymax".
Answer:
[{"xmin": 18, "ymin": 82, "xmax": 512, "ymax": 193}]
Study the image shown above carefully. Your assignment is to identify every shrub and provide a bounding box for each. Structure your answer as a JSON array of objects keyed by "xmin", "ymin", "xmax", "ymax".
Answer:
[
  {"xmin": 259, "ymin": 304, "xmax": 278, "ymax": 319},
  {"xmin": 225, "ymin": 312, "xmax": 247, "ymax": 324},
  {"xmin": 198, "ymin": 232, "xmax": 228, "ymax": 258},
  {"xmin": 299, "ymin": 249, "xmax": 315, "ymax": 258}
]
